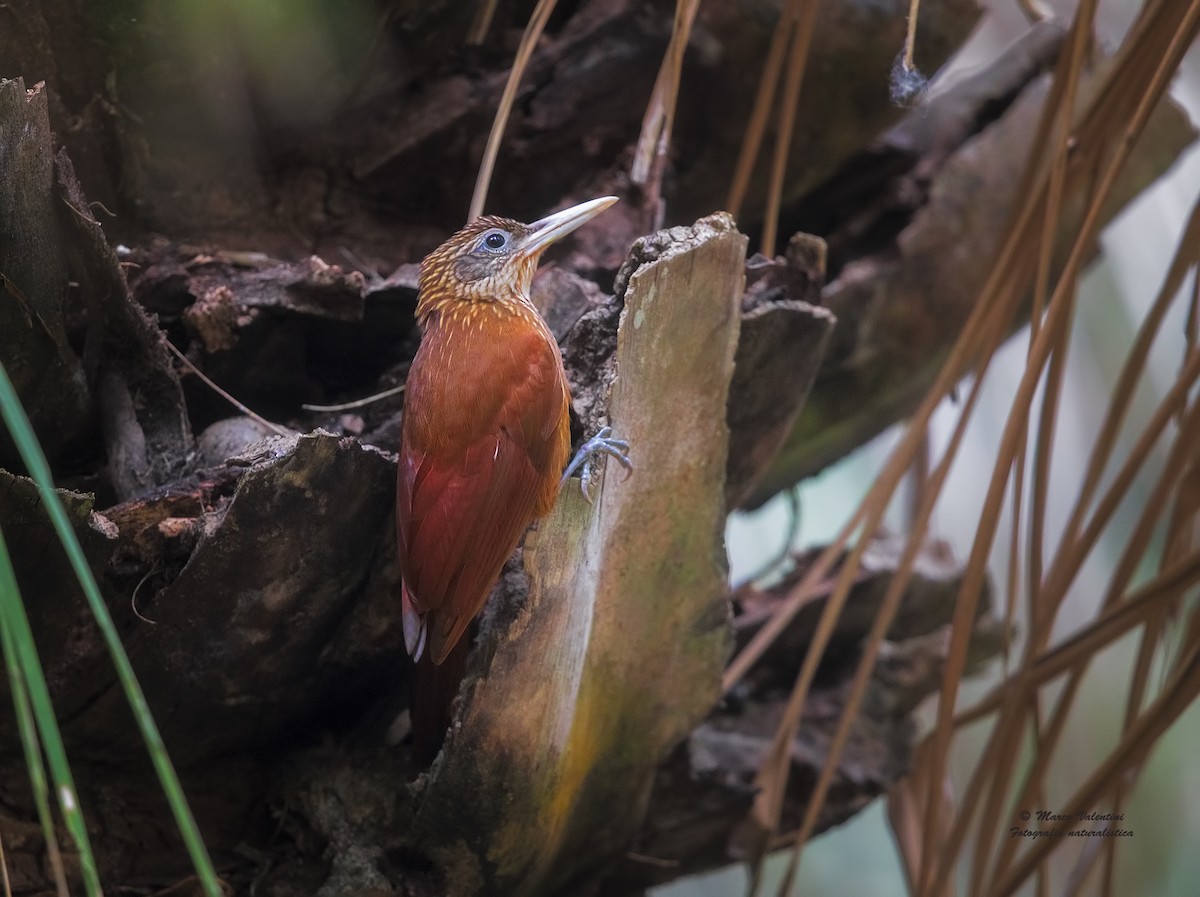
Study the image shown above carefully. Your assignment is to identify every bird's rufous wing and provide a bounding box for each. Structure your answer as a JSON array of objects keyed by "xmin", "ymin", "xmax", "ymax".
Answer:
[{"xmin": 397, "ymin": 327, "xmax": 569, "ymax": 664}]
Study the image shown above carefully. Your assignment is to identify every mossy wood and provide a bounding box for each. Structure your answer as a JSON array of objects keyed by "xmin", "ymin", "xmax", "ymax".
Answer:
[{"xmin": 413, "ymin": 216, "xmax": 745, "ymax": 895}]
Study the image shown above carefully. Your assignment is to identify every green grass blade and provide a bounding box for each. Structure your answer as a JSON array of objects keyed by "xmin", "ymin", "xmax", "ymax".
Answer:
[
  {"xmin": 0, "ymin": 526, "xmax": 99, "ymax": 894},
  {"xmin": 0, "ymin": 361, "xmax": 222, "ymax": 896},
  {"xmin": 0, "ymin": 564, "xmax": 71, "ymax": 897}
]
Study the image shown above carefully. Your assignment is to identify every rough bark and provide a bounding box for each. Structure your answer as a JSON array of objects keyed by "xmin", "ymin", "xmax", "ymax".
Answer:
[
  {"xmin": 0, "ymin": 3, "xmax": 1193, "ymax": 895},
  {"xmin": 0, "ymin": 80, "xmax": 90, "ymax": 466},
  {"xmin": 0, "ymin": 0, "xmax": 981, "ymax": 254},
  {"xmin": 0, "ymin": 213, "xmax": 991, "ymax": 895}
]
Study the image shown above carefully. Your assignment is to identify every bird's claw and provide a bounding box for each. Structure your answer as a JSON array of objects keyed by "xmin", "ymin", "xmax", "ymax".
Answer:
[{"xmin": 561, "ymin": 426, "xmax": 632, "ymax": 503}]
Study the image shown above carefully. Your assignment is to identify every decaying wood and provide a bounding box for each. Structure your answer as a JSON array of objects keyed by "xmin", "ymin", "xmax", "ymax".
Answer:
[
  {"xmin": 0, "ymin": 80, "xmax": 90, "ymax": 466},
  {"xmin": 745, "ymin": 22, "xmax": 1198, "ymax": 503},
  {"xmin": 726, "ymin": 234, "xmax": 834, "ymax": 508},
  {"xmin": 0, "ymin": 216, "xmax": 994, "ymax": 896},
  {"xmin": 409, "ymin": 215, "xmax": 743, "ymax": 896},
  {"xmin": 57, "ymin": 149, "xmax": 195, "ymax": 501},
  {"xmin": 0, "ymin": 3, "xmax": 1192, "ymax": 894},
  {"xmin": 0, "ymin": 77, "xmax": 193, "ymax": 497},
  {"xmin": 0, "ymin": 0, "xmax": 981, "ymax": 256}
]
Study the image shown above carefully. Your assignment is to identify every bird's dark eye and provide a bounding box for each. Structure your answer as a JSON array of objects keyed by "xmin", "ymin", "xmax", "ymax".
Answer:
[{"xmin": 479, "ymin": 229, "xmax": 510, "ymax": 253}]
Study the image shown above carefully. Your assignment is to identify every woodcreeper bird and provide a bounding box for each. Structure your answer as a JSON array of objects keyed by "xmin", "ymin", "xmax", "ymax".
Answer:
[{"xmin": 397, "ymin": 196, "xmax": 629, "ymax": 758}]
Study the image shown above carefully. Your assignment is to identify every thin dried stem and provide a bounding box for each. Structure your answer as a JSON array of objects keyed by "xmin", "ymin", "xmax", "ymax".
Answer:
[
  {"xmin": 631, "ymin": 0, "xmax": 701, "ymax": 196},
  {"xmin": 1016, "ymin": 0, "xmax": 1052, "ymax": 23},
  {"xmin": 726, "ymin": 0, "xmax": 801, "ymax": 219},
  {"xmin": 1025, "ymin": 0, "xmax": 1092, "ymax": 621},
  {"xmin": 467, "ymin": 0, "xmax": 501, "ymax": 45},
  {"xmin": 301, "ymin": 383, "xmax": 405, "ymax": 412},
  {"xmin": 761, "ymin": 0, "xmax": 821, "ymax": 258},
  {"xmin": 992, "ymin": 645, "xmax": 1200, "ymax": 897},
  {"xmin": 469, "ymin": 0, "xmax": 559, "ymax": 221},
  {"xmin": 165, "ymin": 341, "xmax": 291, "ymax": 438},
  {"xmin": 1003, "ymin": 455, "xmax": 1023, "ymax": 673},
  {"xmin": 903, "ymin": 0, "xmax": 921, "ymax": 69},
  {"xmin": 921, "ymin": 1, "xmax": 1200, "ymax": 885}
]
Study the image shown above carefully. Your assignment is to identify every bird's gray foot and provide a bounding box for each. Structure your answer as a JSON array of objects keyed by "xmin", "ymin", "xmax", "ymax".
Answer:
[{"xmin": 560, "ymin": 426, "xmax": 632, "ymax": 502}]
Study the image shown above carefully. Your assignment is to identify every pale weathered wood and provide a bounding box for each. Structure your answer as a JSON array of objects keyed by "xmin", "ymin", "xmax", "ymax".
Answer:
[{"xmin": 411, "ymin": 214, "xmax": 746, "ymax": 895}]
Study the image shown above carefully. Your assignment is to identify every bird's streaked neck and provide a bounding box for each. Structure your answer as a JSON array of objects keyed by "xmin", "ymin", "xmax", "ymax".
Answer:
[{"xmin": 416, "ymin": 282, "xmax": 541, "ymax": 329}]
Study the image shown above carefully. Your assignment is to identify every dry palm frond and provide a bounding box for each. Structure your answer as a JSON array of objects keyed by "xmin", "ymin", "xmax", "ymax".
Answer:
[
  {"xmin": 924, "ymin": 0, "xmax": 1200, "ymax": 887},
  {"xmin": 731, "ymin": 0, "xmax": 1200, "ymax": 891}
]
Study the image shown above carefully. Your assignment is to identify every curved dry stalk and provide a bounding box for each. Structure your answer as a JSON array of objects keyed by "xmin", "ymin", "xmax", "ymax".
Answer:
[
  {"xmin": 725, "ymin": 0, "xmax": 801, "ymax": 219},
  {"xmin": 467, "ymin": 0, "xmax": 500, "ymax": 45},
  {"xmin": 1023, "ymin": 0, "xmax": 1092, "ymax": 619},
  {"xmin": 164, "ymin": 340, "xmax": 290, "ymax": 438},
  {"xmin": 760, "ymin": 0, "xmax": 821, "ymax": 258},
  {"xmin": 1017, "ymin": 0, "xmax": 1052, "ymax": 23},
  {"xmin": 966, "ymin": 9, "xmax": 1098, "ymax": 888},
  {"xmin": 902, "ymin": 0, "xmax": 922, "ymax": 69},
  {"xmin": 919, "ymin": 2, "xmax": 1200, "ymax": 887},
  {"xmin": 991, "ymin": 645, "xmax": 1200, "ymax": 897},
  {"xmin": 771, "ymin": 337, "xmax": 993, "ymax": 897},
  {"xmin": 468, "ymin": 0, "xmax": 559, "ymax": 222},
  {"xmin": 300, "ymin": 383, "xmax": 405, "ymax": 412},
  {"xmin": 630, "ymin": 0, "xmax": 701, "ymax": 224}
]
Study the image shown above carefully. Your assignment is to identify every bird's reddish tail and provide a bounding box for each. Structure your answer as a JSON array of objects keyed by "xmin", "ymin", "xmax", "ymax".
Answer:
[{"xmin": 409, "ymin": 633, "xmax": 471, "ymax": 764}]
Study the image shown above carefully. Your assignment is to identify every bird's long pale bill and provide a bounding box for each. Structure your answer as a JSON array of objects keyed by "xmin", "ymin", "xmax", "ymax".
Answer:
[{"xmin": 517, "ymin": 196, "xmax": 619, "ymax": 256}]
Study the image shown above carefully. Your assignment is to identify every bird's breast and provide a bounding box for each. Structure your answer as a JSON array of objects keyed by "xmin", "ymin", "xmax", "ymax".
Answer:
[{"xmin": 403, "ymin": 302, "xmax": 570, "ymax": 469}]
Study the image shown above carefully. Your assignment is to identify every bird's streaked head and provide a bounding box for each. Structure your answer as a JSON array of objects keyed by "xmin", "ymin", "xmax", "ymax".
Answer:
[{"xmin": 417, "ymin": 196, "xmax": 618, "ymax": 317}]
